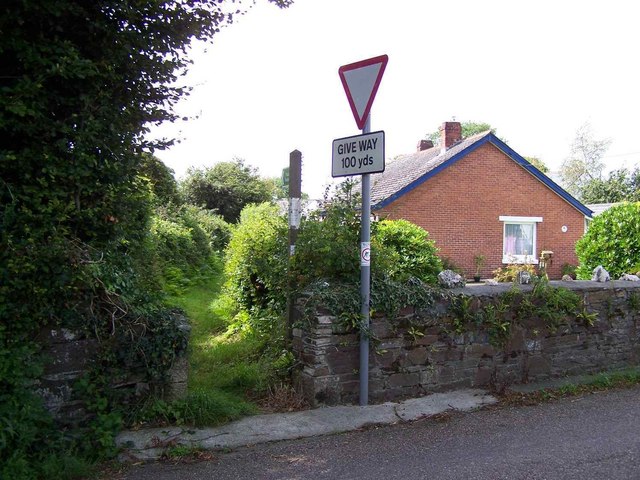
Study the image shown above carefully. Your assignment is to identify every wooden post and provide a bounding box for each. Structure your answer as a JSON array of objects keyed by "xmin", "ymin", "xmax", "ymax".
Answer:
[{"xmin": 287, "ymin": 150, "xmax": 302, "ymax": 341}]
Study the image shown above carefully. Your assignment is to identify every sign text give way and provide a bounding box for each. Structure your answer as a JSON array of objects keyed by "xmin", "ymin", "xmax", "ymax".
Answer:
[{"xmin": 331, "ymin": 130, "xmax": 385, "ymax": 178}]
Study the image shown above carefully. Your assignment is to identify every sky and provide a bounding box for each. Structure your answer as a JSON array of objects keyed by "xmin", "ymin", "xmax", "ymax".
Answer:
[{"xmin": 150, "ymin": 0, "xmax": 640, "ymax": 199}]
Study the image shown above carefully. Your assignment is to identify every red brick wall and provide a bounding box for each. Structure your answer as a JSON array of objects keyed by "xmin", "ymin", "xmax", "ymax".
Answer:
[{"xmin": 376, "ymin": 143, "xmax": 586, "ymax": 279}]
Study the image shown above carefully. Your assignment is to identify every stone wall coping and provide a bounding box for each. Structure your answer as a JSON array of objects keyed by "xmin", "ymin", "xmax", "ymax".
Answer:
[{"xmin": 452, "ymin": 280, "xmax": 640, "ymax": 296}]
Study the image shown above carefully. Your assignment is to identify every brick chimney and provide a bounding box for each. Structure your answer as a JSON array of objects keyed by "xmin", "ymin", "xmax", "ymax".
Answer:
[
  {"xmin": 439, "ymin": 121, "xmax": 462, "ymax": 152},
  {"xmin": 417, "ymin": 139, "xmax": 434, "ymax": 152}
]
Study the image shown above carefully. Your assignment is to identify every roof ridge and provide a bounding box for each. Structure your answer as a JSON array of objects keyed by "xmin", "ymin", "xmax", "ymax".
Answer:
[{"xmin": 370, "ymin": 129, "xmax": 592, "ymax": 218}]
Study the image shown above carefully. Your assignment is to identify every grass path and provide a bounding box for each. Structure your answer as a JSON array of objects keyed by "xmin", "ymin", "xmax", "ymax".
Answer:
[{"xmin": 164, "ymin": 257, "xmax": 266, "ymax": 426}]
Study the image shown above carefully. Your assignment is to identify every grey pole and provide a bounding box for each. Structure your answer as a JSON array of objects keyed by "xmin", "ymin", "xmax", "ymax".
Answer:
[{"xmin": 359, "ymin": 115, "xmax": 371, "ymax": 406}]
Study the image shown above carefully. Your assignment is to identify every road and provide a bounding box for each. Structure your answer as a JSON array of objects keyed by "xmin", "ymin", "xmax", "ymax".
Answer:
[{"xmin": 118, "ymin": 386, "xmax": 640, "ymax": 480}]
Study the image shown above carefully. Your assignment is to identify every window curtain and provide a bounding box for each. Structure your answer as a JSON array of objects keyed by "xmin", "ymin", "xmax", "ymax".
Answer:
[{"xmin": 504, "ymin": 224, "xmax": 533, "ymax": 256}]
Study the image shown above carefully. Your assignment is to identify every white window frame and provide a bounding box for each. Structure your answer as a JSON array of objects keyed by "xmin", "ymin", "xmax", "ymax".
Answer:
[{"xmin": 499, "ymin": 216, "xmax": 543, "ymax": 264}]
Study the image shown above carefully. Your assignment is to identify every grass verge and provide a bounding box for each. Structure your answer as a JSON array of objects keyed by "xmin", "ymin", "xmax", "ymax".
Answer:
[{"xmin": 501, "ymin": 368, "xmax": 640, "ymax": 406}]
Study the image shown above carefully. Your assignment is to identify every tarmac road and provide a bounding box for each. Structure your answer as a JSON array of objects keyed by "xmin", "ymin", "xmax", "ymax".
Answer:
[{"xmin": 118, "ymin": 385, "xmax": 640, "ymax": 480}]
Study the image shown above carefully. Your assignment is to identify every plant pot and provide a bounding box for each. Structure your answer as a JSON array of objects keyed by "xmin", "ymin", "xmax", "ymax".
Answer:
[{"xmin": 473, "ymin": 275, "xmax": 481, "ymax": 283}]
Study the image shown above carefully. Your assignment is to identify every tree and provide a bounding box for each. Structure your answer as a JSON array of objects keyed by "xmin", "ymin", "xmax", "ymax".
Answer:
[
  {"xmin": 461, "ymin": 121, "xmax": 495, "ymax": 138},
  {"xmin": 559, "ymin": 122, "xmax": 611, "ymax": 199},
  {"xmin": 525, "ymin": 156, "xmax": 549, "ymax": 174},
  {"xmin": 265, "ymin": 175, "xmax": 310, "ymax": 201},
  {"xmin": 0, "ymin": 0, "xmax": 291, "ymax": 474},
  {"xmin": 181, "ymin": 158, "xmax": 273, "ymax": 222},
  {"xmin": 139, "ymin": 153, "xmax": 182, "ymax": 205},
  {"xmin": 580, "ymin": 168, "xmax": 640, "ymax": 204},
  {"xmin": 2, "ymin": 0, "xmax": 290, "ymax": 328},
  {"xmin": 266, "ymin": 175, "xmax": 289, "ymax": 200}
]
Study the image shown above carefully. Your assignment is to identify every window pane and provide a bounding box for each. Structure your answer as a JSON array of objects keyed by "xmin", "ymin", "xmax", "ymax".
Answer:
[{"xmin": 504, "ymin": 223, "xmax": 534, "ymax": 257}]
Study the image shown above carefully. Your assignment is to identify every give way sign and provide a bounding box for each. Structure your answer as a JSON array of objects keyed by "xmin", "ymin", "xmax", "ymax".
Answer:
[{"xmin": 338, "ymin": 54, "xmax": 388, "ymax": 130}]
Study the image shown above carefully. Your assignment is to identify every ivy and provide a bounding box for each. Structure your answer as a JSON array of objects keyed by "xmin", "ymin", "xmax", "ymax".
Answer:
[
  {"xmin": 298, "ymin": 276, "xmax": 443, "ymax": 339},
  {"xmin": 450, "ymin": 279, "xmax": 592, "ymax": 347}
]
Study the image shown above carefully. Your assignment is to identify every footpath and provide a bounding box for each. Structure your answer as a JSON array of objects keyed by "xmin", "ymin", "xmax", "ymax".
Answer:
[{"xmin": 116, "ymin": 389, "xmax": 497, "ymax": 461}]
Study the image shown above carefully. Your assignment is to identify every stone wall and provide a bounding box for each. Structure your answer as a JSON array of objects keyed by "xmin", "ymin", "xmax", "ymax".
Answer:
[
  {"xmin": 293, "ymin": 281, "xmax": 640, "ymax": 406},
  {"xmin": 35, "ymin": 313, "xmax": 189, "ymax": 425}
]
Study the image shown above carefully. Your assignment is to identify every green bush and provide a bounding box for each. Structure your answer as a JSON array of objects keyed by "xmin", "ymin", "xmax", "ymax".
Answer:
[
  {"xmin": 372, "ymin": 219, "xmax": 442, "ymax": 283},
  {"xmin": 149, "ymin": 205, "xmax": 230, "ymax": 292},
  {"xmin": 151, "ymin": 216, "xmax": 206, "ymax": 270},
  {"xmin": 291, "ymin": 182, "xmax": 441, "ymax": 288},
  {"xmin": 223, "ymin": 203, "xmax": 288, "ymax": 312},
  {"xmin": 288, "ymin": 183, "xmax": 443, "ymax": 324},
  {"xmin": 182, "ymin": 205, "xmax": 231, "ymax": 252},
  {"xmin": 292, "ymin": 184, "xmax": 361, "ymax": 286},
  {"xmin": 221, "ymin": 184, "xmax": 442, "ymax": 337},
  {"xmin": 576, "ymin": 202, "xmax": 640, "ymax": 279}
]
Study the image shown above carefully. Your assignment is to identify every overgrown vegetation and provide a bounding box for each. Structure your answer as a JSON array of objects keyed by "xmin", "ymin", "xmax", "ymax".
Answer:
[
  {"xmin": 223, "ymin": 182, "xmax": 445, "ymax": 342},
  {"xmin": 150, "ymin": 204, "xmax": 230, "ymax": 293},
  {"xmin": 130, "ymin": 208, "xmax": 298, "ymax": 430},
  {"xmin": 576, "ymin": 202, "xmax": 640, "ymax": 279},
  {"xmin": 373, "ymin": 219, "xmax": 442, "ymax": 284},
  {"xmin": 450, "ymin": 278, "xmax": 595, "ymax": 347},
  {"xmin": 224, "ymin": 203, "xmax": 289, "ymax": 312},
  {"xmin": 580, "ymin": 167, "xmax": 640, "ymax": 203},
  {"xmin": 0, "ymin": 0, "xmax": 290, "ymax": 477}
]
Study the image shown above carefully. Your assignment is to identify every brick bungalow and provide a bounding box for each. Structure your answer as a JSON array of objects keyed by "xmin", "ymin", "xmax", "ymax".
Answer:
[{"xmin": 370, "ymin": 122, "xmax": 593, "ymax": 280}]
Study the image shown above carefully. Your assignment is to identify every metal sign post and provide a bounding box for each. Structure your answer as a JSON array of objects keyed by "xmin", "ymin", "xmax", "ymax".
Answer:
[
  {"xmin": 335, "ymin": 54, "xmax": 388, "ymax": 406},
  {"xmin": 359, "ymin": 115, "xmax": 371, "ymax": 406}
]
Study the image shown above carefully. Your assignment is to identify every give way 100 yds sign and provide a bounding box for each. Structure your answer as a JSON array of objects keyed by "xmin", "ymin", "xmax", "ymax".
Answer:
[{"xmin": 331, "ymin": 130, "xmax": 385, "ymax": 178}]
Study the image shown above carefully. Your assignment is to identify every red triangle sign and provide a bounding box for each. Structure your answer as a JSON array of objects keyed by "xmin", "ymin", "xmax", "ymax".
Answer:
[{"xmin": 339, "ymin": 54, "xmax": 388, "ymax": 130}]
